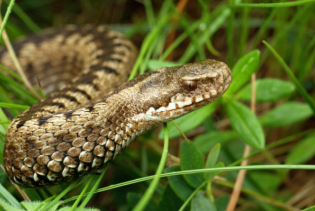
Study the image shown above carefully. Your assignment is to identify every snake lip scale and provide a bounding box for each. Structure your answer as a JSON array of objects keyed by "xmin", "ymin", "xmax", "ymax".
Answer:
[{"xmin": 2, "ymin": 25, "xmax": 232, "ymax": 188}]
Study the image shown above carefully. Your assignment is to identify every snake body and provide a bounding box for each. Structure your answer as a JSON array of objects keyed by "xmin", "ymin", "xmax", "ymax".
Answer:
[{"xmin": 2, "ymin": 26, "xmax": 232, "ymax": 188}]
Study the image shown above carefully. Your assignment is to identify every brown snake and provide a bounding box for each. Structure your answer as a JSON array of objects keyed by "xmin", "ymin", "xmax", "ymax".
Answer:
[{"xmin": 2, "ymin": 26, "xmax": 232, "ymax": 188}]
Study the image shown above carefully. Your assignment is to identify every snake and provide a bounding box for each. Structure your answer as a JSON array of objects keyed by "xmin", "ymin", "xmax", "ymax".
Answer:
[{"xmin": 1, "ymin": 25, "xmax": 232, "ymax": 188}]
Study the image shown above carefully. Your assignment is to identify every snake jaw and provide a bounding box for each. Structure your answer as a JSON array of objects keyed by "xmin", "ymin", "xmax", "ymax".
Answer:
[{"xmin": 130, "ymin": 59, "xmax": 232, "ymax": 124}]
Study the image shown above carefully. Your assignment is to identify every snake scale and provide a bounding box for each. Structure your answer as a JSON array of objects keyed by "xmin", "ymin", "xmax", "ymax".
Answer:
[{"xmin": 2, "ymin": 25, "xmax": 232, "ymax": 188}]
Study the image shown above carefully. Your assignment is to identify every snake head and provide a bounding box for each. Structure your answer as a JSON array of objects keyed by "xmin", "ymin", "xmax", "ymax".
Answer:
[{"xmin": 131, "ymin": 59, "xmax": 232, "ymax": 123}]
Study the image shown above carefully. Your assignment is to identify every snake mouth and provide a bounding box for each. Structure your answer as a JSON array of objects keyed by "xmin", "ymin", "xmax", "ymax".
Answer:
[{"xmin": 143, "ymin": 75, "xmax": 231, "ymax": 120}]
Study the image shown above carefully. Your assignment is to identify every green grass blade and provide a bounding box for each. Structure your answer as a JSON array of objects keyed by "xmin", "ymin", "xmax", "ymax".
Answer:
[
  {"xmin": 178, "ymin": 6, "xmax": 231, "ymax": 64},
  {"xmin": 38, "ymin": 181, "xmax": 78, "ymax": 211},
  {"xmin": 263, "ymin": 41, "xmax": 315, "ymax": 116},
  {"xmin": 4, "ymin": 0, "xmax": 41, "ymax": 32},
  {"xmin": 249, "ymin": 5, "xmax": 279, "ymax": 49},
  {"xmin": 64, "ymin": 163, "xmax": 315, "ymax": 204},
  {"xmin": 0, "ymin": 102, "xmax": 29, "ymax": 110},
  {"xmin": 132, "ymin": 123, "xmax": 169, "ymax": 211},
  {"xmin": 77, "ymin": 168, "xmax": 107, "ymax": 211},
  {"xmin": 159, "ymin": 20, "xmax": 201, "ymax": 61},
  {"xmin": 0, "ymin": 64, "xmax": 23, "ymax": 82},
  {"xmin": 178, "ymin": 181, "xmax": 207, "ymax": 211},
  {"xmin": 0, "ymin": 0, "xmax": 15, "ymax": 37},
  {"xmin": 260, "ymin": 5, "xmax": 310, "ymax": 66},
  {"xmin": 0, "ymin": 108, "xmax": 10, "ymax": 132},
  {"xmin": 239, "ymin": 0, "xmax": 250, "ymax": 56},
  {"xmin": 144, "ymin": 0, "xmax": 156, "ymax": 26},
  {"xmin": 128, "ymin": 15, "xmax": 172, "ymax": 80},
  {"xmin": 227, "ymin": 1, "xmax": 235, "ymax": 66},
  {"xmin": 70, "ymin": 176, "xmax": 94, "ymax": 211},
  {"xmin": 234, "ymin": 0, "xmax": 315, "ymax": 8},
  {"xmin": 0, "ymin": 184, "xmax": 23, "ymax": 208}
]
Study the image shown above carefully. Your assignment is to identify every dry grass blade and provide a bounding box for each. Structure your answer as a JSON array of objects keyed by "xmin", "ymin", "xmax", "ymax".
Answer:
[{"xmin": 226, "ymin": 74, "xmax": 256, "ymax": 210}]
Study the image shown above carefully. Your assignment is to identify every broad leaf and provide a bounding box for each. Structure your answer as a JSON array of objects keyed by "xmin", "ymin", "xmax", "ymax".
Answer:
[
  {"xmin": 215, "ymin": 196, "xmax": 229, "ymax": 211},
  {"xmin": 165, "ymin": 166, "xmax": 194, "ymax": 201},
  {"xmin": 193, "ymin": 130, "xmax": 238, "ymax": 154},
  {"xmin": 285, "ymin": 133, "xmax": 315, "ymax": 164},
  {"xmin": 249, "ymin": 171, "xmax": 282, "ymax": 195},
  {"xmin": 225, "ymin": 99, "xmax": 265, "ymax": 149},
  {"xmin": 259, "ymin": 102, "xmax": 312, "ymax": 127},
  {"xmin": 204, "ymin": 144, "xmax": 221, "ymax": 180},
  {"xmin": 180, "ymin": 141, "xmax": 205, "ymax": 188},
  {"xmin": 157, "ymin": 184, "xmax": 185, "ymax": 211},
  {"xmin": 225, "ymin": 50, "xmax": 260, "ymax": 95},
  {"xmin": 237, "ymin": 78, "xmax": 295, "ymax": 102},
  {"xmin": 191, "ymin": 191, "xmax": 217, "ymax": 211},
  {"xmin": 205, "ymin": 162, "xmax": 224, "ymax": 183}
]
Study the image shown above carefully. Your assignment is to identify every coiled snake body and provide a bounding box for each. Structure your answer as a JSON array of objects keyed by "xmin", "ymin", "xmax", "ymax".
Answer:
[{"xmin": 2, "ymin": 26, "xmax": 232, "ymax": 188}]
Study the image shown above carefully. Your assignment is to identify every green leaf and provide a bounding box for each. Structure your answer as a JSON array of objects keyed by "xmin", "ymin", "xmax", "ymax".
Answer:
[
  {"xmin": 259, "ymin": 102, "xmax": 313, "ymax": 127},
  {"xmin": 193, "ymin": 130, "xmax": 238, "ymax": 154},
  {"xmin": 237, "ymin": 78, "xmax": 295, "ymax": 102},
  {"xmin": 180, "ymin": 141, "xmax": 205, "ymax": 188},
  {"xmin": 285, "ymin": 133, "xmax": 315, "ymax": 164},
  {"xmin": 133, "ymin": 123, "xmax": 169, "ymax": 211},
  {"xmin": 225, "ymin": 50, "xmax": 260, "ymax": 95},
  {"xmin": 205, "ymin": 162, "xmax": 225, "ymax": 183},
  {"xmin": 204, "ymin": 144, "xmax": 220, "ymax": 180},
  {"xmin": 249, "ymin": 171, "xmax": 282, "ymax": 195},
  {"xmin": 165, "ymin": 166, "xmax": 194, "ymax": 201},
  {"xmin": 157, "ymin": 184, "xmax": 185, "ymax": 211},
  {"xmin": 191, "ymin": 191, "xmax": 217, "ymax": 211},
  {"xmin": 215, "ymin": 196, "xmax": 229, "ymax": 211},
  {"xmin": 159, "ymin": 102, "xmax": 217, "ymax": 139},
  {"xmin": 225, "ymin": 99, "xmax": 265, "ymax": 149}
]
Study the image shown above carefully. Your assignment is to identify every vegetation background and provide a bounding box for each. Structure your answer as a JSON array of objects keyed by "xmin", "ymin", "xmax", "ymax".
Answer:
[{"xmin": 0, "ymin": 0, "xmax": 315, "ymax": 211}]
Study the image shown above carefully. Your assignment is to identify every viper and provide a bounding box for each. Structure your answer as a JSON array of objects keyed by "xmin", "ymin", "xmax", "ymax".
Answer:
[{"xmin": 2, "ymin": 25, "xmax": 232, "ymax": 188}]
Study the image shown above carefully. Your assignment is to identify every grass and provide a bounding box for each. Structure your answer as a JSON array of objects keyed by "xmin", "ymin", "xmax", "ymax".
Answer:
[{"xmin": 0, "ymin": 0, "xmax": 315, "ymax": 211}]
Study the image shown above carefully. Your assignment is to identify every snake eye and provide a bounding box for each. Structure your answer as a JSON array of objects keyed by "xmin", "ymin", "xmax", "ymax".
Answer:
[{"xmin": 182, "ymin": 80, "xmax": 197, "ymax": 91}]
